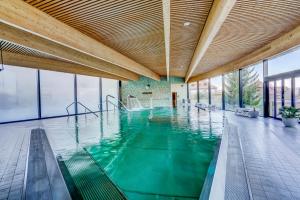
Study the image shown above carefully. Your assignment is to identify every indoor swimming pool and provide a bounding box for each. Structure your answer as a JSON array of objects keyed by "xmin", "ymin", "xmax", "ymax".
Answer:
[{"xmin": 44, "ymin": 107, "xmax": 223, "ymax": 200}]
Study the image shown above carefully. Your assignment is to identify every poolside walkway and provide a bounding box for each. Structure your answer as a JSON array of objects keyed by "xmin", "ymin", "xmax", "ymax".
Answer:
[
  {"xmin": 0, "ymin": 122, "xmax": 33, "ymax": 200},
  {"xmin": 227, "ymin": 113, "xmax": 300, "ymax": 200}
]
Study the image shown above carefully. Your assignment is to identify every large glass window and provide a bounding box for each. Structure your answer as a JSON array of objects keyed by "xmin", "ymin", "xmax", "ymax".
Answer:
[
  {"xmin": 77, "ymin": 75, "xmax": 100, "ymax": 113},
  {"xmin": 269, "ymin": 81, "xmax": 275, "ymax": 117},
  {"xmin": 296, "ymin": 77, "xmax": 300, "ymax": 109},
  {"xmin": 198, "ymin": 79, "xmax": 209, "ymax": 105},
  {"xmin": 224, "ymin": 71, "xmax": 239, "ymax": 111},
  {"xmin": 241, "ymin": 63, "xmax": 264, "ymax": 114},
  {"xmin": 0, "ymin": 65, "xmax": 38, "ymax": 122},
  {"xmin": 284, "ymin": 78, "xmax": 292, "ymax": 107},
  {"xmin": 275, "ymin": 80, "xmax": 282, "ymax": 118},
  {"xmin": 102, "ymin": 78, "xmax": 118, "ymax": 111},
  {"xmin": 268, "ymin": 47, "xmax": 300, "ymax": 76},
  {"xmin": 188, "ymin": 82, "xmax": 198, "ymax": 105},
  {"xmin": 210, "ymin": 76, "xmax": 222, "ymax": 109},
  {"xmin": 40, "ymin": 70, "xmax": 75, "ymax": 117}
]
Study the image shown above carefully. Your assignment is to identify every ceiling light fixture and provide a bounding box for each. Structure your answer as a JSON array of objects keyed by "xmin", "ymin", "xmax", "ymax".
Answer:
[{"xmin": 183, "ymin": 22, "xmax": 191, "ymax": 26}]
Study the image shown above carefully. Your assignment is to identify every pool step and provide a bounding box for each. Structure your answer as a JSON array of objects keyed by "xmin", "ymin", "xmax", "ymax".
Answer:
[
  {"xmin": 25, "ymin": 128, "xmax": 71, "ymax": 200},
  {"xmin": 59, "ymin": 150, "xmax": 127, "ymax": 200}
]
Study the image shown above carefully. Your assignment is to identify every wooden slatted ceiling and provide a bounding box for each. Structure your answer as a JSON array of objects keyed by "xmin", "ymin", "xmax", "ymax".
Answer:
[
  {"xmin": 170, "ymin": 0, "xmax": 213, "ymax": 77},
  {"xmin": 0, "ymin": 40, "xmax": 62, "ymax": 61},
  {"xmin": 0, "ymin": 40, "xmax": 128, "ymax": 80},
  {"xmin": 0, "ymin": 40, "xmax": 127, "ymax": 80},
  {"xmin": 24, "ymin": 0, "xmax": 166, "ymax": 75},
  {"xmin": 192, "ymin": 0, "xmax": 300, "ymax": 77}
]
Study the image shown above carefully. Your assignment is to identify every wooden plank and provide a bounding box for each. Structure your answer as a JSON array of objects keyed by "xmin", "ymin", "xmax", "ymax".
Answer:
[
  {"xmin": 3, "ymin": 51, "xmax": 129, "ymax": 80},
  {"xmin": 0, "ymin": 0, "xmax": 160, "ymax": 80},
  {"xmin": 185, "ymin": 0, "xmax": 236, "ymax": 82},
  {"xmin": 0, "ymin": 22, "xmax": 139, "ymax": 80},
  {"xmin": 189, "ymin": 24, "xmax": 300, "ymax": 82}
]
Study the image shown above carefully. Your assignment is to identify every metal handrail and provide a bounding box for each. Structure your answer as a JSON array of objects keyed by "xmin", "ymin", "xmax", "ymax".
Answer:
[
  {"xmin": 66, "ymin": 101, "xmax": 99, "ymax": 117},
  {"xmin": 105, "ymin": 95, "xmax": 128, "ymax": 111}
]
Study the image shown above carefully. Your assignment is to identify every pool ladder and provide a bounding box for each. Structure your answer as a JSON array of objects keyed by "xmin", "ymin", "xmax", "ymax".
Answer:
[
  {"xmin": 100, "ymin": 95, "xmax": 128, "ymax": 111},
  {"xmin": 66, "ymin": 101, "xmax": 99, "ymax": 117}
]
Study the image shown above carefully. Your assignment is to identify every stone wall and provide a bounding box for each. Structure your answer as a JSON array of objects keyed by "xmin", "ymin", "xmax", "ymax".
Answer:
[{"xmin": 121, "ymin": 76, "xmax": 185, "ymax": 108}]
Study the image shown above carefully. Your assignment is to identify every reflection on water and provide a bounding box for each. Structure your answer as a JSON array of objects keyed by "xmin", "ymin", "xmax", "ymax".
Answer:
[{"xmin": 43, "ymin": 107, "xmax": 224, "ymax": 200}]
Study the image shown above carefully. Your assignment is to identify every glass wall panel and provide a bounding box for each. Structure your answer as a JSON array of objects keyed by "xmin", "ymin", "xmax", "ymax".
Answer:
[
  {"xmin": 224, "ymin": 71, "xmax": 239, "ymax": 111},
  {"xmin": 241, "ymin": 63, "xmax": 264, "ymax": 114},
  {"xmin": 198, "ymin": 79, "xmax": 209, "ymax": 105},
  {"xmin": 102, "ymin": 78, "xmax": 118, "ymax": 111},
  {"xmin": 296, "ymin": 77, "xmax": 300, "ymax": 109},
  {"xmin": 0, "ymin": 65, "xmax": 38, "ymax": 122},
  {"xmin": 269, "ymin": 81, "xmax": 275, "ymax": 117},
  {"xmin": 284, "ymin": 78, "xmax": 292, "ymax": 107},
  {"xmin": 188, "ymin": 82, "xmax": 198, "ymax": 106},
  {"xmin": 275, "ymin": 80, "xmax": 282, "ymax": 118},
  {"xmin": 77, "ymin": 75, "xmax": 100, "ymax": 113},
  {"xmin": 210, "ymin": 76, "xmax": 222, "ymax": 109},
  {"xmin": 40, "ymin": 70, "xmax": 75, "ymax": 117},
  {"xmin": 268, "ymin": 47, "xmax": 300, "ymax": 76}
]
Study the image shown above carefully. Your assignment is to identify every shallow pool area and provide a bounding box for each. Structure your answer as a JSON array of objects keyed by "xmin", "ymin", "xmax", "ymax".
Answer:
[{"xmin": 44, "ymin": 107, "xmax": 223, "ymax": 200}]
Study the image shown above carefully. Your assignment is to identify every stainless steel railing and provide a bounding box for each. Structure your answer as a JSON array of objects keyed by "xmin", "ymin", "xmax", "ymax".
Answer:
[
  {"xmin": 98, "ymin": 95, "xmax": 128, "ymax": 111},
  {"xmin": 66, "ymin": 101, "xmax": 99, "ymax": 117}
]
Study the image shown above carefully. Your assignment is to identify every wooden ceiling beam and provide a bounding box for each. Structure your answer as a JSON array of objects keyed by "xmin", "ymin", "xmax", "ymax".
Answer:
[
  {"xmin": 185, "ymin": 0, "xmax": 236, "ymax": 82},
  {"xmin": 0, "ymin": 0, "xmax": 160, "ymax": 80},
  {"xmin": 188, "ymin": 24, "xmax": 300, "ymax": 83},
  {"xmin": 2, "ymin": 51, "xmax": 128, "ymax": 81},
  {"xmin": 0, "ymin": 22, "xmax": 139, "ymax": 80},
  {"xmin": 162, "ymin": 0, "xmax": 170, "ymax": 80}
]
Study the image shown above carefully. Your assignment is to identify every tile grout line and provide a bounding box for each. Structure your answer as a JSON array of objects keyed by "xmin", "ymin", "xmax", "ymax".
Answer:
[{"xmin": 7, "ymin": 132, "xmax": 26, "ymax": 199}]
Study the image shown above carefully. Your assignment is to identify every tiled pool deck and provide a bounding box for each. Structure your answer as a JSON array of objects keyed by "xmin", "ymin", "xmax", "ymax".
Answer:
[
  {"xmin": 227, "ymin": 114, "xmax": 300, "ymax": 200},
  {"xmin": 0, "ymin": 111, "xmax": 300, "ymax": 200},
  {"xmin": 0, "ymin": 122, "xmax": 32, "ymax": 200}
]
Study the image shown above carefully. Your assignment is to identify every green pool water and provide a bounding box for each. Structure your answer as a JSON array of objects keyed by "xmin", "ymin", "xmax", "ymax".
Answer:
[{"xmin": 59, "ymin": 107, "xmax": 222, "ymax": 200}]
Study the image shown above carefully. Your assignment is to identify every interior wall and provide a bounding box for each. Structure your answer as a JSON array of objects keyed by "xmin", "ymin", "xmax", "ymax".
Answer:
[
  {"xmin": 171, "ymin": 83, "xmax": 187, "ymax": 105},
  {"xmin": 121, "ymin": 76, "xmax": 186, "ymax": 108}
]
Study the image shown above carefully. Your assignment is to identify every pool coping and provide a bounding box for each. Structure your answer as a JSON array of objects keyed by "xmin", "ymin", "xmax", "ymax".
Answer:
[
  {"xmin": 205, "ymin": 118, "xmax": 254, "ymax": 200},
  {"xmin": 198, "ymin": 117, "xmax": 228, "ymax": 200},
  {"xmin": 199, "ymin": 138, "xmax": 221, "ymax": 200},
  {"xmin": 207, "ymin": 119, "xmax": 230, "ymax": 200}
]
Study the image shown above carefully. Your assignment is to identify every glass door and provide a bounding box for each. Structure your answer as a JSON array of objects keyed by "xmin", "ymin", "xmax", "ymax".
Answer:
[
  {"xmin": 266, "ymin": 76, "xmax": 300, "ymax": 119},
  {"xmin": 268, "ymin": 81, "xmax": 275, "ymax": 117}
]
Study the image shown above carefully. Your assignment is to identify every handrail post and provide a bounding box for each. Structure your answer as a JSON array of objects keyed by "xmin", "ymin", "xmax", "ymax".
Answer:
[
  {"xmin": 74, "ymin": 74, "xmax": 78, "ymax": 115},
  {"xmin": 106, "ymin": 95, "xmax": 108, "ymax": 112}
]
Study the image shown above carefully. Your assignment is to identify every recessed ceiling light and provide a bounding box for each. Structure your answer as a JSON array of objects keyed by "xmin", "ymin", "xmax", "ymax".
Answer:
[{"xmin": 183, "ymin": 22, "xmax": 191, "ymax": 26}]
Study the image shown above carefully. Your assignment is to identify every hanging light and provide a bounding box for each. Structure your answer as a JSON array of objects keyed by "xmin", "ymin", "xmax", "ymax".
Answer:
[{"xmin": 0, "ymin": 41, "xmax": 4, "ymax": 71}]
